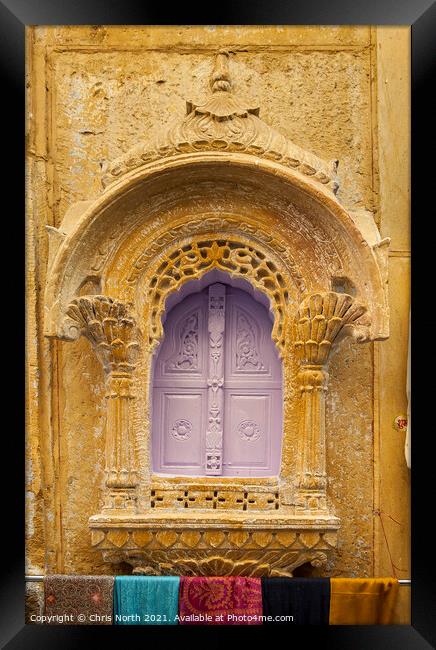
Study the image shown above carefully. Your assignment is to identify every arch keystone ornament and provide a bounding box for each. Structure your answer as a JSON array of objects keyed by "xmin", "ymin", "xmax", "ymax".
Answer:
[{"xmin": 44, "ymin": 50, "xmax": 390, "ymax": 576}]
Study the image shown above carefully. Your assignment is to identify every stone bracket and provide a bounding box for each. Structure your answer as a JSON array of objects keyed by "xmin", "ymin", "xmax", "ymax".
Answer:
[{"xmin": 89, "ymin": 513, "xmax": 339, "ymax": 577}]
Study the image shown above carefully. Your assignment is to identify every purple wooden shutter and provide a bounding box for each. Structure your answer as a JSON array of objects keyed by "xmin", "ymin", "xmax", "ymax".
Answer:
[
  {"xmin": 222, "ymin": 287, "xmax": 282, "ymax": 476},
  {"xmin": 152, "ymin": 291, "xmax": 208, "ymax": 473},
  {"xmin": 152, "ymin": 283, "xmax": 283, "ymax": 476}
]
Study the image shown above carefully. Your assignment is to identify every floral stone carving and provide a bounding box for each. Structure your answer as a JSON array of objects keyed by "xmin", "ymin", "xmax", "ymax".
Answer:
[
  {"xmin": 101, "ymin": 52, "xmax": 339, "ymax": 194},
  {"xmin": 89, "ymin": 514, "xmax": 338, "ymax": 577}
]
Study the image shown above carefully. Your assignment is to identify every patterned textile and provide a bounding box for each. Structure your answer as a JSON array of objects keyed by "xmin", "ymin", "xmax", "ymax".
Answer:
[
  {"xmin": 178, "ymin": 576, "xmax": 262, "ymax": 625},
  {"xmin": 329, "ymin": 578, "xmax": 399, "ymax": 625},
  {"xmin": 261, "ymin": 577, "xmax": 331, "ymax": 625},
  {"xmin": 44, "ymin": 575, "xmax": 114, "ymax": 625},
  {"xmin": 114, "ymin": 576, "xmax": 180, "ymax": 625}
]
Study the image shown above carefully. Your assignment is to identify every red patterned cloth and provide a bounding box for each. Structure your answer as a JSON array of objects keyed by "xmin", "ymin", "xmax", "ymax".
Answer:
[
  {"xmin": 178, "ymin": 577, "xmax": 262, "ymax": 625},
  {"xmin": 44, "ymin": 575, "xmax": 114, "ymax": 625}
]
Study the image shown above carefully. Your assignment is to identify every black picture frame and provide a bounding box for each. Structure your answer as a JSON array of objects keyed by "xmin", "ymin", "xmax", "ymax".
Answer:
[{"xmin": 3, "ymin": 0, "xmax": 435, "ymax": 646}]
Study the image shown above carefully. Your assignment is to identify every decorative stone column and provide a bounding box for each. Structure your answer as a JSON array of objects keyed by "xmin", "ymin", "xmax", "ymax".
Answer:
[
  {"xmin": 294, "ymin": 292, "xmax": 367, "ymax": 512},
  {"xmin": 66, "ymin": 295, "xmax": 140, "ymax": 512}
]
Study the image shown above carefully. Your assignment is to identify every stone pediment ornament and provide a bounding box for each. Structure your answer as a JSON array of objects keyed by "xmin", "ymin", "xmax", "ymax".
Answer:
[{"xmin": 101, "ymin": 51, "xmax": 339, "ymax": 193}]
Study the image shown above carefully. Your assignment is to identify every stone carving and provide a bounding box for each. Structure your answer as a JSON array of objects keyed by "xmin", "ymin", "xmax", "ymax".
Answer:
[
  {"xmin": 90, "ymin": 229, "xmax": 119, "ymax": 273},
  {"xmin": 66, "ymin": 295, "xmax": 140, "ymax": 511},
  {"xmin": 149, "ymin": 487, "xmax": 280, "ymax": 510},
  {"xmin": 66, "ymin": 295, "xmax": 140, "ymax": 372},
  {"xmin": 294, "ymin": 291, "xmax": 368, "ymax": 365},
  {"xmin": 236, "ymin": 310, "xmax": 265, "ymax": 370},
  {"xmin": 90, "ymin": 525, "xmax": 336, "ymax": 576},
  {"xmin": 130, "ymin": 552, "xmax": 327, "ymax": 578},
  {"xmin": 101, "ymin": 52, "xmax": 339, "ymax": 194},
  {"xmin": 171, "ymin": 420, "xmax": 192, "ymax": 441},
  {"xmin": 294, "ymin": 291, "xmax": 368, "ymax": 512},
  {"xmin": 127, "ymin": 215, "xmax": 306, "ymax": 293},
  {"xmin": 146, "ymin": 238, "xmax": 290, "ymax": 354},
  {"xmin": 97, "ymin": 526, "xmax": 334, "ymax": 552},
  {"xmin": 238, "ymin": 420, "xmax": 261, "ymax": 442},
  {"xmin": 166, "ymin": 311, "xmax": 199, "ymax": 370}
]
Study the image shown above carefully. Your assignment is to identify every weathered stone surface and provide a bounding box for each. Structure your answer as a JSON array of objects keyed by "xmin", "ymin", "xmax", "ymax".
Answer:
[{"xmin": 26, "ymin": 26, "xmax": 410, "ymax": 621}]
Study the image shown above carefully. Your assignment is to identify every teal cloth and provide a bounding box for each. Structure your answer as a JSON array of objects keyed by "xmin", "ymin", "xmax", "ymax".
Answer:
[{"xmin": 114, "ymin": 576, "xmax": 180, "ymax": 625}]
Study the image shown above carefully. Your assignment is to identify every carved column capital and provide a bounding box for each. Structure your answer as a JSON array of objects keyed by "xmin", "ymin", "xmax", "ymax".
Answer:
[
  {"xmin": 294, "ymin": 291, "xmax": 368, "ymax": 366},
  {"xmin": 66, "ymin": 295, "xmax": 140, "ymax": 373}
]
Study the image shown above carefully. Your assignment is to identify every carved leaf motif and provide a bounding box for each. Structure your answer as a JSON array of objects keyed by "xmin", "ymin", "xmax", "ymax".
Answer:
[
  {"xmin": 294, "ymin": 291, "xmax": 368, "ymax": 365},
  {"xmin": 236, "ymin": 310, "xmax": 265, "ymax": 371},
  {"xmin": 166, "ymin": 311, "xmax": 199, "ymax": 370},
  {"xmin": 66, "ymin": 295, "xmax": 140, "ymax": 373}
]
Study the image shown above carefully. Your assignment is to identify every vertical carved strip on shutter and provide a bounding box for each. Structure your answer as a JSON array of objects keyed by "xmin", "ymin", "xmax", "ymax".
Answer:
[{"xmin": 205, "ymin": 284, "xmax": 226, "ymax": 475}]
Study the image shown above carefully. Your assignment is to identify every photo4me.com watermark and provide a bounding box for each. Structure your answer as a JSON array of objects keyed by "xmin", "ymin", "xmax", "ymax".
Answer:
[{"xmin": 30, "ymin": 613, "xmax": 294, "ymax": 624}]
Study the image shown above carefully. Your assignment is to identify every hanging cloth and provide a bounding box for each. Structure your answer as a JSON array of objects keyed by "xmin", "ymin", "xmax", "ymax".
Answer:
[
  {"xmin": 261, "ymin": 577, "xmax": 330, "ymax": 625},
  {"xmin": 178, "ymin": 576, "xmax": 262, "ymax": 625},
  {"xmin": 329, "ymin": 577, "xmax": 399, "ymax": 624},
  {"xmin": 114, "ymin": 575, "xmax": 180, "ymax": 625},
  {"xmin": 44, "ymin": 574, "xmax": 114, "ymax": 625}
]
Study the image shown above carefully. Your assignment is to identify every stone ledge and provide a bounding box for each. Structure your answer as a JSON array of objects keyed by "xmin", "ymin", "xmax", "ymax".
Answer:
[
  {"xmin": 89, "ymin": 511, "xmax": 340, "ymax": 529},
  {"xmin": 89, "ymin": 512, "xmax": 339, "ymax": 576}
]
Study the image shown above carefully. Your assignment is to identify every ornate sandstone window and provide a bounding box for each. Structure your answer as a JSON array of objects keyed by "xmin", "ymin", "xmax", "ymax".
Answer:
[{"xmin": 43, "ymin": 51, "xmax": 390, "ymax": 576}]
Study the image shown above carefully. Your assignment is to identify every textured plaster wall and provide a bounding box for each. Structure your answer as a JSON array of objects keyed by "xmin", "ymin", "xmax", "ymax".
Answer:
[{"xmin": 25, "ymin": 26, "xmax": 410, "ymax": 620}]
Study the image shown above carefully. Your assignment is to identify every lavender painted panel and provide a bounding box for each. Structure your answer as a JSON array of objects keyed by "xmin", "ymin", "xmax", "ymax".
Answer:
[
  {"xmin": 153, "ymin": 390, "xmax": 205, "ymax": 469},
  {"xmin": 225, "ymin": 393, "xmax": 270, "ymax": 467},
  {"xmin": 223, "ymin": 391, "xmax": 282, "ymax": 476},
  {"xmin": 223, "ymin": 288, "xmax": 282, "ymax": 476},
  {"xmin": 152, "ymin": 292, "xmax": 208, "ymax": 474},
  {"xmin": 151, "ymin": 282, "xmax": 283, "ymax": 476},
  {"xmin": 153, "ymin": 292, "xmax": 208, "ymax": 385}
]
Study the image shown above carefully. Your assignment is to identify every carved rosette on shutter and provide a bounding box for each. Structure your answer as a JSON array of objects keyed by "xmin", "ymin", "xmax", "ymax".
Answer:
[{"xmin": 205, "ymin": 284, "xmax": 226, "ymax": 475}]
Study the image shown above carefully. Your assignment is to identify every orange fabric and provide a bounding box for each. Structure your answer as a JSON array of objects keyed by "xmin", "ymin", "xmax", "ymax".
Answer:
[{"xmin": 329, "ymin": 578, "xmax": 399, "ymax": 625}]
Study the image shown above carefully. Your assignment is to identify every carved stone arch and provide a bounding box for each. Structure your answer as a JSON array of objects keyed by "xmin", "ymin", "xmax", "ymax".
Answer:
[
  {"xmin": 118, "ymin": 214, "xmax": 306, "ymax": 297},
  {"xmin": 136, "ymin": 235, "xmax": 297, "ymax": 355},
  {"xmin": 44, "ymin": 156, "xmax": 388, "ymax": 344},
  {"xmin": 97, "ymin": 212, "xmax": 307, "ymax": 356}
]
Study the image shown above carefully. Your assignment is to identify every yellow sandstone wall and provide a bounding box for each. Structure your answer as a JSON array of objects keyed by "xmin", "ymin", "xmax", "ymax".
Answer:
[{"xmin": 25, "ymin": 26, "xmax": 410, "ymax": 621}]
